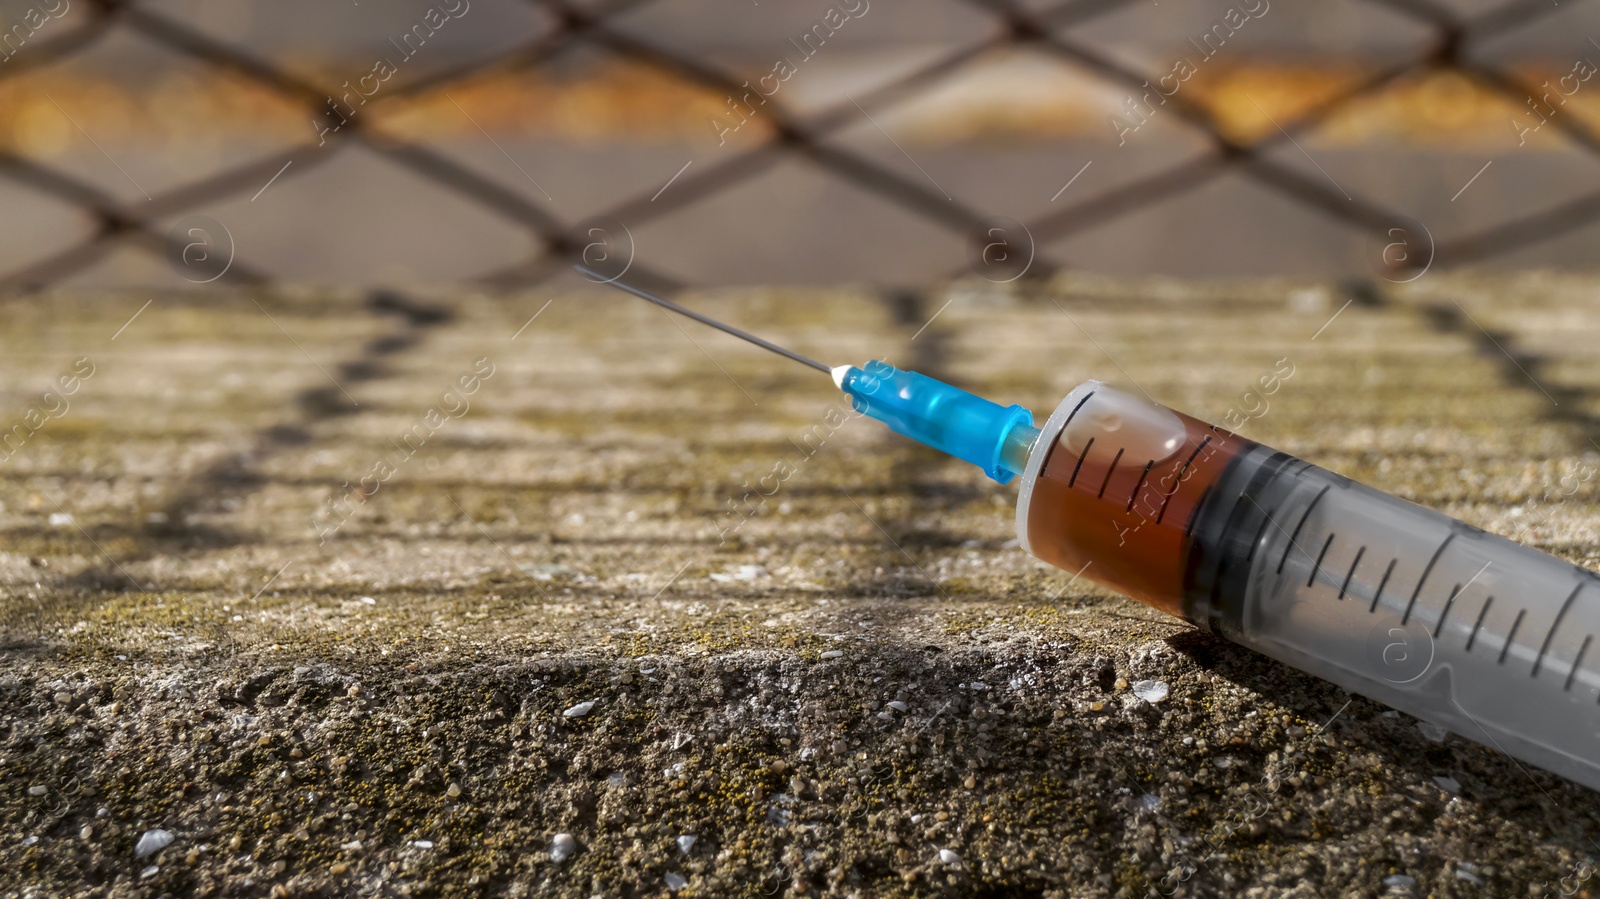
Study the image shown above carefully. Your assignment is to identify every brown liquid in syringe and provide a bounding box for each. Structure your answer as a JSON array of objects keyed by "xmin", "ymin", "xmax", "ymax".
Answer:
[{"xmin": 1024, "ymin": 393, "xmax": 1251, "ymax": 618}]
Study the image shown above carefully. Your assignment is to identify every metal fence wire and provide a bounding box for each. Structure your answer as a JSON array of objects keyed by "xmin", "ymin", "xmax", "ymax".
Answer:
[{"xmin": 1, "ymin": 0, "xmax": 1597, "ymax": 294}]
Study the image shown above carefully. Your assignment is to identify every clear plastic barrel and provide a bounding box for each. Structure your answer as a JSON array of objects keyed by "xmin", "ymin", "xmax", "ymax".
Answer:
[{"xmin": 1017, "ymin": 381, "xmax": 1600, "ymax": 792}]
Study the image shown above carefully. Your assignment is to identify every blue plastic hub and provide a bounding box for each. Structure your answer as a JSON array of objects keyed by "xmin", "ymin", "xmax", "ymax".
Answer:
[{"xmin": 837, "ymin": 360, "xmax": 1036, "ymax": 484}]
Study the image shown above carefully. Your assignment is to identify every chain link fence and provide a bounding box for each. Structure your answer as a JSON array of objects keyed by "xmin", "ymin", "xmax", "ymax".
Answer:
[{"xmin": 0, "ymin": 0, "xmax": 1597, "ymax": 294}]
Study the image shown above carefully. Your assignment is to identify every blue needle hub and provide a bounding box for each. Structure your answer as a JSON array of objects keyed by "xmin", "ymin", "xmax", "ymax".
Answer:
[{"xmin": 835, "ymin": 360, "xmax": 1039, "ymax": 484}]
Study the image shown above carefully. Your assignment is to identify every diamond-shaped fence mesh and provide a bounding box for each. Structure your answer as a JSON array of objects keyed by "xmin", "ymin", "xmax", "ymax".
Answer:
[{"xmin": 0, "ymin": 0, "xmax": 1597, "ymax": 294}]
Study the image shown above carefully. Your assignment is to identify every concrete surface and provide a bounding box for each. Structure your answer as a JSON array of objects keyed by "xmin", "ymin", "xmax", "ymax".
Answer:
[{"xmin": 1, "ymin": 271, "xmax": 1599, "ymax": 897}]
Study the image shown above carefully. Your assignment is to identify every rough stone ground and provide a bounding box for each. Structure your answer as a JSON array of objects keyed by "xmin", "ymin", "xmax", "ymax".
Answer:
[{"xmin": 1, "ymin": 272, "xmax": 1599, "ymax": 898}]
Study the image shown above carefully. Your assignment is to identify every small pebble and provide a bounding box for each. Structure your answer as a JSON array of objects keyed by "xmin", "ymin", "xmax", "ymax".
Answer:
[
  {"xmin": 819, "ymin": 651, "xmax": 843, "ymax": 660},
  {"xmin": 1417, "ymin": 721, "xmax": 1448, "ymax": 743},
  {"xmin": 135, "ymin": 829, "xmax": 174, "ymax": 859},
  {"xmin": 330, "ymin": 862, "xmax": 348, "ymax": 875},
  {"xmin": 27, "ymin": 785, "xmax": 46, "ymax": 796},
  {"xmin": 20, "ymin": 835, "xmax": 38, "ymax": 847},
  {"xmin": 140, "ymin": 865, "xmax": 159, "ymax": 880},
  {"xmin": 665, "ymin": 872, "xmax": 689, "ymax": 892},
  {"xmin": 446, "ymin": 783, "xmax": 462, "ymax": 799},
  {"xmin": 551, "ymin": 833, "xmax": 577, "ymax": 863},
  {"xmin": 411, "ymin": 840, "xmax": 434, "ymax": 849},
  {"xmin": 53, "ymin": 692, "xmax": 72, "ymax": 704},
  {"xmin": 360, "ymin": 596, "xmax": 376, "ymax": 605},
  {"xmin": 939, "ymin": 849, "xmax": 960, "ymax": 865},
  {"xmin": 1132, "ymin": 680, "xmax": 1169, "ymax": 704},
  {"xmin": 677, "ymin": 834, "xmax": 696, "ymax": 854},
  {"xmin": 886, "ymin": 701, "xmax": 908, "ymax": 713},
  {"xmin": 1382, "ymin": 873, "xmax": 1416, "ymax": 889},
  {"xmin": 563, "ymin": 701, "xmax": 596, "ymax": 718}
]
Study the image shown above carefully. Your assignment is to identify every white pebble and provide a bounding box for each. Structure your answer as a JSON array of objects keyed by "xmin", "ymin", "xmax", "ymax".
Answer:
[
  {"xmin": 140, "ymin": 865, "xmax": 159, "ymax": 879},
  {"xmin": 939, "ymin": 849, "xmax": 961, "ymax": 865},
  {"xmin": 886, "ymin": 701, "xmax": 908, "ymax": 713},
  {"xmin": 819, "ymin": 651, "xmax": 843, "ymax": 660},
  {"xmin": 563, "ymin": 701, "xmax": 596, "ymax": 718},
  {"xmin": 411, "ymin": 840, "xmax": 434, "ymax": 849},
  {"xmin": 135, "ymin": 829, "xmax": 174, "ymax": 859},
  {"xmin": 360, "ymin": 596, "xmax": 376, "ymax": 605},
  {"xmin": 665, "ymin": 872, "xmax": 689, "ymax": 891},
  {"xmin": 1432, "ymin": 776, "xmax": 1460, "ymax": 793},
  {"xmin": 1132, "ymin": 680, "xmax": 1169, "ymax": 703},
  {"xmin": 709, "ymin": 565, "xmax": 766, "ymax": 583},
  {"xmin": 551, "ymin": 833, "xmax": 577, "ymax": 863},
  {"xmin": 1382, "ymin": 874, "xmax": 1416, "ymax": 889},
  {"xmin": 1417, "ymin": 721, "xmax": 1449, "ymax": 743},
  {"xmin": 677, "ymin": 834, "xmax": 696, "ymax": 854},
  {"xmin": 48, "ymin": 513, "xmax": 74, "ymax": 527},
  {"xmin": 27, "ymin": 785, "xmax": 46, "ymax": 796},
  {"xmin": 20, "ymin": 835, "xmax": 38, "ymax": 847}
]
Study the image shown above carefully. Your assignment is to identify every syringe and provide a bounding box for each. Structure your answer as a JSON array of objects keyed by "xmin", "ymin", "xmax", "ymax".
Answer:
[{"xmin": 588, "ymin": 270, "xmax": 1600, "ymax": 794}]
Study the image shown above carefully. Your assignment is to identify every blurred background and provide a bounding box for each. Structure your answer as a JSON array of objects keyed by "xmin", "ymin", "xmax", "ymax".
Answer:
[{"xmin": 3, "ymin": 0, "xmax": 1600, "ymax": 292}]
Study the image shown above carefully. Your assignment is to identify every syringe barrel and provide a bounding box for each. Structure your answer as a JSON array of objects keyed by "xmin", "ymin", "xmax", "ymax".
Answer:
[{"xmin": 1016, "ymin": 381, "xmax": 1600, "ymax": 792}]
